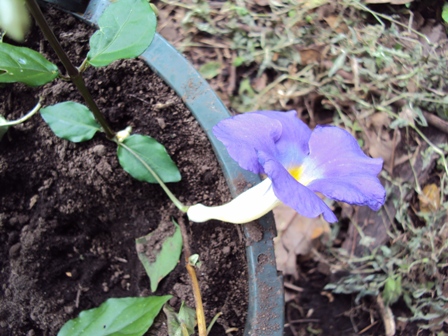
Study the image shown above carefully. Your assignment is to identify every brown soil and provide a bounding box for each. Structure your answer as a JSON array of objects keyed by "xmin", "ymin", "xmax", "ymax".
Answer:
[{"xmin": 0, "ymin": 6, "xmax": 247, "ymax": 336}]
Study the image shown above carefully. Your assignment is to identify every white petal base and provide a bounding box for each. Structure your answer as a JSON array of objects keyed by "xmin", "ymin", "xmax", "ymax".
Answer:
[{"xmin": 187, "ymin": 178, "xmax": 280, "ymax": 224}]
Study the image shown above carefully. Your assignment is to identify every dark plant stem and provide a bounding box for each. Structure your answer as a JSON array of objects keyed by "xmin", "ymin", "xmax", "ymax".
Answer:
[{"xmin": 25, "ymin": 0, "xmax": 115, "ymax": 139}]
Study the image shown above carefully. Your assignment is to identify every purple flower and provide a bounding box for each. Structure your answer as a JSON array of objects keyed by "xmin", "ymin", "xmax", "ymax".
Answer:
[{"xmin": 187, "ymin": 110, "xmax": 385, "ymax": 224}]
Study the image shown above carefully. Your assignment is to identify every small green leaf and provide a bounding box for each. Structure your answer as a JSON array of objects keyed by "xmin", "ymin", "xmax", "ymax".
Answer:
[
  {"xmin": 0, "ymin": 43, "xmax": 58, "ymax": 86},
  {"xmin": 136, "ymin": 220, "xmax": 182, "ymax": 292},
  {"xmin": 442, "ymin": 3, "xmax": 448, "ymax": 24},
  {"xmin": 177, "ymin": 303, "xmax": 196, "ymax": 332},
  {"xmin": 0, "ymin": 115, "xmax": 9, "ymax": 141},
  {"xmin": 238, "ymin": 78, "xmax": 255, "ymax": 97},
  {"xmin": 117, "ymin": 134, "xmax": 181, "ymax": 183},
  {"xmin": 189, "ymin": 254, "xmax": 200, "ymax": 267},
  {"xmin": 199, "ymin": 61, "xmax": 221, "ymax": 79},
  {"xmin": 232, "ymin": 56, "xmax": 245, "ymax": 67},
  {"xmin": 87, "ymin": 0, "xmax": 157, "ymax": 67},
  {"xmin": 163, "ymin": 302, "xmax": 196, "ymax": 336},
  {"xmin": 412, "ymin": 106, "xmax": 427, "ymax": 127},
  {"xmin": 328, "ymin": 51, "xmax": 347, "ymax": 77},
  {"xmin": 382, "ymin": 276, "xmax": 402, "ymax": 306},
  {"xmin": 40, "ymin": 102, "xmax": 101, "ymax": 142},
  {"xmin": 58, "ymin": 296, "xmax": 171, "ymax": 336}
]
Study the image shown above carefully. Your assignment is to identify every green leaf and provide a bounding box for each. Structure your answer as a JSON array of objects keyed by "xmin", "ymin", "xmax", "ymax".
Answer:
[
  {"xmin": 199, "ymin": 61, "xmax": 221, "ymax": 79},
  {"xmin": 40, "ymin": 102, "xmax": 101, "ymax": 142},
  {"xmin": 117, "ymin": 134, "xmax": 181, "ymax": 183},
  {"xmin": 442, "ymin": 3, "xmax": 448, "ymax": 24},
  {"xmin": 412, "ymin": 106, "xmax": 427, "ymax": 127},
  {"xmin": 177, "ymin": 303, "xmax": 196, "ymax": 333},
  {"xmin": 328, "ymin": 51, "xmax": 347, "ymax": 77},
  {"xmin": 136, "ymin": 220, "xmax": 182, "ymax": 292},
  {"xmin": 0, "ymin": 115, "xmax": 9, "ymax": 141},
  {"xmin": 232, "ymin": 56, "xmax": 245, "ymax": 67},
  {"xmin": 163, "ymin": 302, "xmax": 196, "ymax": 336},
  {"xmin": 58, "ymin": 296, "xmax": 171, "ymax": 336},
  {"xmin": 0, "ymin": 43, "xmax": 58, "ymax": 86},
  {"xmin": 382, "ymin": 276, "xmax": 402, "ymax": 306},
  {"xmin": 87, "ymin": 0, "xmax": 157, "ymax": 67}
]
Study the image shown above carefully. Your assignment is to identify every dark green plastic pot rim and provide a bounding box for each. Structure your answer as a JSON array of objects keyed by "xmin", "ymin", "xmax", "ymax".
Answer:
[{"xmin": 45, "ymin": 0, "xmax": 285, "ymax": 334}]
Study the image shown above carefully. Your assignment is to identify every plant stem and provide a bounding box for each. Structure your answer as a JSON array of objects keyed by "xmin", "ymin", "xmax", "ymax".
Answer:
[
  {"xmin": 206, "ymin": 312, "xmax": 222, "ymax": 335},
  {"xmin": 178, "ymin": 217, "xmax": 207, "ymax": 336},
  {"xmin": 25, "ymin": 0, "xmax": 115, "ymax": 139},
  {"xmin": 1, "ymin": 98, "xmax": 42, "ymax": 126},
  {"xmin": 117, "ymin": 141, "xmax": 188, "ymax": 212}
]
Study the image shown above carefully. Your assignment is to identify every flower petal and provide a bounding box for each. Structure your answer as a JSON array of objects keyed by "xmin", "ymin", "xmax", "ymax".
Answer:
[
  {"xmin": 213, "ymin": 113, "xmax": 282, "ymax": 174},
  {"xmin": 260, "ymin": 153, "xmax": 338, "ymax": 223},
  {"xmin": 187, "ymin": 178, "xmax": 280, "ymax": 224},
  {"xmin": 256, "ymin": 110, "xmax": 311, "ymax": 167},
  {"xmin": 304, "ymin": 126, "xmax": 385, "ymax": 209},
  {"xmin": 308, "ymin": 176, "xmax": 385, "ymax": 210}
]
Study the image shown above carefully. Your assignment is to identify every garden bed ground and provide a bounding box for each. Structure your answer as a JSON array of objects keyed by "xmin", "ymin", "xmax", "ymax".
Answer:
[
  {"xmin": 0, "ymin": 6, "xmax": 248, "ymax": 336},
  {"xmin": 155, "ymin": 0, "xmax": 448, "ymax": 335}
]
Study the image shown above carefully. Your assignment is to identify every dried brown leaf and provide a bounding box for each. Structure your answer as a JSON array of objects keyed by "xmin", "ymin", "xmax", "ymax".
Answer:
[
  {"xmin": 274, "ymin": 204, "xmax": 330, "ymax": 275},
  {"xmin": 324, "ymin": 15, "xmax": 348, "ymax": 34},
  {"xmin": 419, "ymin": 183, "xmax": 440, "ymax": 213},
  {"xmin": 365, "ymin": 113, "xmax": 402, "ymax": 172},
  {"xmin": 252, "ymin": 73, "xmax": 268, "ymax": 92},
  {"xmin": 253, "ymin": 0, "xmax": 270, "ymax": 6},
  {"xmin": 299, "ymin": 0, "xmax": 330, "ymax": 10},
  {"xmin": 297, "ymin": 49, "xmax": 322, "ymax": 65}
]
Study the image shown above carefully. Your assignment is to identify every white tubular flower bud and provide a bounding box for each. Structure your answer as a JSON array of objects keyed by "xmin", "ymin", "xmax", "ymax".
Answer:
[{"xmin": 187, "ymin": 178, "xmax": 280, "ymax": 224}]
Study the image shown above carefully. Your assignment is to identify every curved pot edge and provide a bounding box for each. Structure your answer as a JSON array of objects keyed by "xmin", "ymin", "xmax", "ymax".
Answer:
[
  {"xmin": 76, "ymin": 1, "xmax": 285, "ymax": 334},
  {"xmin": 143, "ymin": 33, "xmax": 285, "ymax": 336}
]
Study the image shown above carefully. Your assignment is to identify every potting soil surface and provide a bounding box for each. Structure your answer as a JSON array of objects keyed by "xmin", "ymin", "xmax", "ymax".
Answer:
[{"xmin": 0, "ymin": 6, "xmax": 248, "ymax": 335}]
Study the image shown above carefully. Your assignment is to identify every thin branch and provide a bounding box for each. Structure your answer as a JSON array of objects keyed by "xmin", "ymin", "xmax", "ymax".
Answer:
[{"xmin": 422, "ymin": 111, "xmax": 448, "ymax": 135}]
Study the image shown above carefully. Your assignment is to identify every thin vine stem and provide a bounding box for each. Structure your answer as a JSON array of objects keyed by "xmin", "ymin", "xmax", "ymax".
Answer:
[
  {"xmin": 117, "ymin": 141, "xmax": 188, "ymax": 212},
  {"xmin": 1, "ymin": 98, "xmax": 42, "ymax": 126},
  {"xmin": 206, "ymin": 312, "xmax": 223, "ymax": 334},
  {"xmin": 24, "ymin": 0, "xmax": 115, "ymax": 139}
]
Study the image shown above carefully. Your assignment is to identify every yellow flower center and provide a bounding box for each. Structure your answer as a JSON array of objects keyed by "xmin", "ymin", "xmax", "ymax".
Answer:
[
  {"xmin": 289, "ymin": 166, "xmax": 304, "ymax": 182},
  {"xmin": 289, "ymin": 165, "xmax": 315, "ymax": 186}
]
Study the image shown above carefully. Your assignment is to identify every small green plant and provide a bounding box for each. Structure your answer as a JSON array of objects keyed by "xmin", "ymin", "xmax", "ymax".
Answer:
[{"xmin": 0, "ymin": 0, "xmax": 213, "ymax": 334}]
